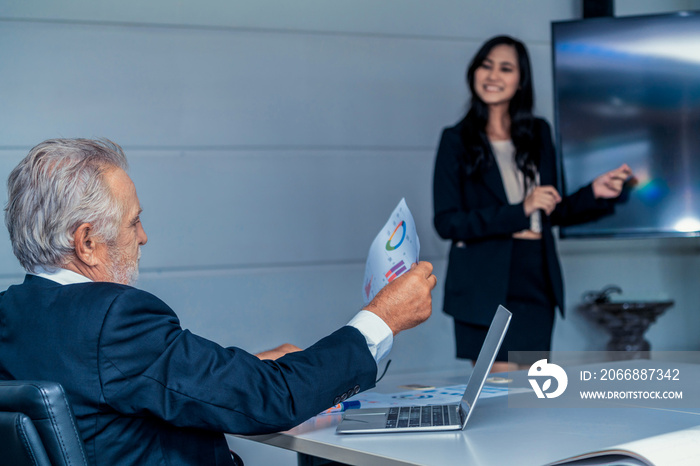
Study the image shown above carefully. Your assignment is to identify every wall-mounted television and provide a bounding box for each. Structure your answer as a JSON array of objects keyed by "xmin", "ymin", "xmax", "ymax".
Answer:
[{"xmin": 552, "ymin": 11, "xmax": 700, "ymax": 238}]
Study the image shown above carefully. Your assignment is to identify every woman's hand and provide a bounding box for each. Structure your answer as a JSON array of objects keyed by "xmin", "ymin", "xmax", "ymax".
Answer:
[
  {"xmin": 255, "ymin": 343, "xmax": 302, "ymax": 360},
  {"xmin": 592, "ymin": 164, "xmax": 634, "ymax": 199},
  {"xmin": 524, "ymin": 185, "xmax": 561, "ymax": 216}
]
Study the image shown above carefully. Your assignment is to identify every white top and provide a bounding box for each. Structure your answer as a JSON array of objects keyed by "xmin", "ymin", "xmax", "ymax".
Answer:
[
  {"xmin": 491, "ymin": 139, "xmax": 541, "ymax": 233},
  {"xmin": 28, "ymin": 267, "xmax": 393, "ymax": 365}
]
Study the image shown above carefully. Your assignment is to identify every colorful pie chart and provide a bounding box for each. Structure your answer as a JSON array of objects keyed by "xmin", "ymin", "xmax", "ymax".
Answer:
[{"xmin": 385, "ymin": 221, "xmax": 406, "ymax": 251}]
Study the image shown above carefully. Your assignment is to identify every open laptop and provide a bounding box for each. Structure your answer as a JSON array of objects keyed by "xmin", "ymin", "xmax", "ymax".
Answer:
[{"xmin": 336, "ymin": 305, "xmax": 511, "ymax": 434}]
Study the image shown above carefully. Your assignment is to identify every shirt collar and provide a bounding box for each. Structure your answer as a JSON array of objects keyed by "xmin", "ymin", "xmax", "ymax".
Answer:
[{"xmin": 30, "ymin": 266, "xmax": 92, "ymax": 285}]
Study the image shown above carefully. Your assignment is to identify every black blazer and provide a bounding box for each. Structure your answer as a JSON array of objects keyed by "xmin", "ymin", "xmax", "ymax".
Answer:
[
  {"xmin": 0, "ymin": 275, "xmax": 377, "ymax": 465},
  {"xmin": 433, "ymin": 117, "xmax": 614, "ymax": 326}
]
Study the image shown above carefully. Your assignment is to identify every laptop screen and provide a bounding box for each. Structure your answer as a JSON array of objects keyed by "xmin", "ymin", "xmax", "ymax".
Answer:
[{"xmin": 459, "ymin": 305, "xmax": 512, "ymax": 428}]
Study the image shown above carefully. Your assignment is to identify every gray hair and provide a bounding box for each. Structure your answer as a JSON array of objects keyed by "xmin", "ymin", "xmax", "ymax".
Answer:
[{"xmin": 4, "ymin": 138, "xmax": 129, "ymax": 272}]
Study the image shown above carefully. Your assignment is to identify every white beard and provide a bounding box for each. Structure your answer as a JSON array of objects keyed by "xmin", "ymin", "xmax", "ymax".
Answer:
[{"xmin": 108, "ymin": 246, "xmax": 141, "ymax": 286}]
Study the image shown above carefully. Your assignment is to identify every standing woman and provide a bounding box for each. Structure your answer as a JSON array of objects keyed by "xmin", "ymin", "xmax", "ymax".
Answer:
[{"xmin": 433, "ymin": 36, "xmax": 631, "ymax": 370}]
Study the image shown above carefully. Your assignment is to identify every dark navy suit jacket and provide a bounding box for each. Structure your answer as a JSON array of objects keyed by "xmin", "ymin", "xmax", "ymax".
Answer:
[
  {"xmin": 433, "ymin": 117, "xmax": 615, "ymax": 325},
  {"xmin": 0, "ymin": 275, "xmax": 377, "ymax": 465}
]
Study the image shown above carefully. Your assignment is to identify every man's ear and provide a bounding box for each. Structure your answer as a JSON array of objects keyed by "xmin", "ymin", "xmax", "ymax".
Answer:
[{"xmin": 73, "ymin": 223, "xmax": 100, "ymax": 266}]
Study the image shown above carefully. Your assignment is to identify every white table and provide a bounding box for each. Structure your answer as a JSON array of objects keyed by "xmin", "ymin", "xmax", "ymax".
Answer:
[{"xmin": 232, "ymin": 364, "xmax": 700, "ymax": 465}]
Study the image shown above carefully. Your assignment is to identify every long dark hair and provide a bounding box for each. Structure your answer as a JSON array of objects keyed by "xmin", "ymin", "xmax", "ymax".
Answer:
[{"xmin": 460, "ymin": 35, "xmax": 537, "ymax": 185}]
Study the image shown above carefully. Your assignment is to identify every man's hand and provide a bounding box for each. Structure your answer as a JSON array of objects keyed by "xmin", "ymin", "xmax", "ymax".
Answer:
[
  {"xmin": 365, "ymin": 261, "xmax": 436, "ymax": 336},
  {"xmin": 255, "ymin": 343, "xmax": 302, "ymax": 360},
  {"xmin": 524, "ymin": 186, "xmax": 561, "ymax": 216},
  {"xmin": 592, "ymin": 163, "xmax": 634, "ymax": 199}
]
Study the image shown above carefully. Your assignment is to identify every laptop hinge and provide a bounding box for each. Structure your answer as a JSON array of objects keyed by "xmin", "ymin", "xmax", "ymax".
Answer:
[{"xmin": 458, "ymin": 404, "xmax": 468, "ymax": 426}]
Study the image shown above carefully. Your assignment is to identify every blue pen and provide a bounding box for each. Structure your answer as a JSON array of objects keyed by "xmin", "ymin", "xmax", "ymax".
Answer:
[
  {"xmin": 341, "ymin": 400, "xmax": 361, "ymax": 410},
  {"xmin": 320, "ymin": 400, "xmax": 361, "ymax": 415}
]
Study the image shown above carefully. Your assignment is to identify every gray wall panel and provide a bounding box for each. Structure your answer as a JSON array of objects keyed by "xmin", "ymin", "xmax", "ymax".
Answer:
[
  {"xmin": 529, "ymin": 44, "xmax": 555, "ymax": 124},
  {"xmin": 616, "ymin": 0, "xmax": 700, "ymax": 16},
  {"xmin": 0, "ymin": 21, "xmax": 467, "ymax": 148},
  {"xmin": 121, "ymin": 149, "xmax": 444, "ymax": 271},
  {"xmin": 1, "ymin": 1, "xmax": 578, "ymax": 42}
]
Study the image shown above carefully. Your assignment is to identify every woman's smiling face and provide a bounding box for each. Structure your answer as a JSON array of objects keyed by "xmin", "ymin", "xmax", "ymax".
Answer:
[{"xmin": 473, "ymin": 44, "xmax": 520, "ymax": 109}]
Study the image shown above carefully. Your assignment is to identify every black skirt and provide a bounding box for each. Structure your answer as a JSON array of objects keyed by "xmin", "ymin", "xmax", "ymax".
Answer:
[{"xmin": 454, "ymin": 239, "xmax": 555, "ymax": 364}]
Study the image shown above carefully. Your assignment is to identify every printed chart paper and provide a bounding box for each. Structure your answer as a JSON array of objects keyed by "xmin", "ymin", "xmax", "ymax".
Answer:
[
  {"xmin": 363, "ymin": 198, "xmax": 420, "ymax": 305},
  {"xmin": 346, "ymin": 384, "xmax": 532, "ymax": 409}
]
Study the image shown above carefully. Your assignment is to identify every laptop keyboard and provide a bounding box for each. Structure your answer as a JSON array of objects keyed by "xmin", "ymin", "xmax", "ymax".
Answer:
[{"xmin": 386, "ymin": 405, "xmax": 456, "ymax": 428}]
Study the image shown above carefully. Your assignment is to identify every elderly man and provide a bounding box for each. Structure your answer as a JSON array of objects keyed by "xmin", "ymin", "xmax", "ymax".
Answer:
[{"xmin": 0, "ymin": 139, "xmax": 436, "ymax": 465}]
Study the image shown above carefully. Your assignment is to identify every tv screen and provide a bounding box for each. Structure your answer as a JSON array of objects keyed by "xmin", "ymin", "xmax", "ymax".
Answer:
[{"xmin": 552, "ymin": 12, "xmax": 700, "ymax": 238}]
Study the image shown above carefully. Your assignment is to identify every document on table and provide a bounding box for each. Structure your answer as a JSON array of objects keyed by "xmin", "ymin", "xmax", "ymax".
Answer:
[
  {"xmin": 346, "ymin": 384, "xmax": 531, "ymax": 409},
  {"xmin": 547, "ymin": 424, "xmax": 700, "ymax": 466},
  {"xmin": 362, "ymin": 198, "xmax": 420, "ymax": 305}
]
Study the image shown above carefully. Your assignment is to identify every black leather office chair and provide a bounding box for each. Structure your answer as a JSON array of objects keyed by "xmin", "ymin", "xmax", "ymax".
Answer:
[
  {"xmin": 0, "ymin": 411, "xmax": 52, "ymax": 466},
  {"xmin": 0, "ymin": 380, "xmax": 89, "ymax": 466}
]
